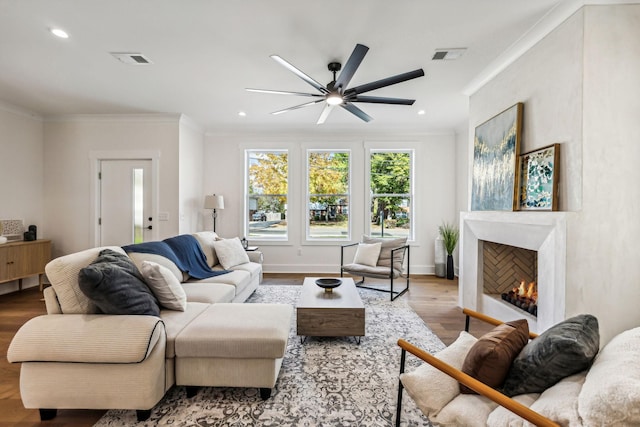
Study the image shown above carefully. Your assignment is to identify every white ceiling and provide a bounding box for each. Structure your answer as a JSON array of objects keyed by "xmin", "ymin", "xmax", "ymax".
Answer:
[{"xmin": 0, "ymin": 0, "xmax": 566, "ymax": 134}]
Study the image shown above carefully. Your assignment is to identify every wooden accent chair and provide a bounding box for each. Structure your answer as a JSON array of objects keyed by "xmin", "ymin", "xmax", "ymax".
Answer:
[
  {"xmin": 340, "ymin": 236, "xmax": 410, "ymax": 301},
  {"xmin": 395, "ymin": 308, "xmax": 560, "ymax": 427}
]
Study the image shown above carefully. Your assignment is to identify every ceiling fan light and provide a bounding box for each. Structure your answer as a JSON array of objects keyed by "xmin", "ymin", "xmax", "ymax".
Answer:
[{"xmin": 326, "ymin": 93, "xmax": 343, "ymax": 105}]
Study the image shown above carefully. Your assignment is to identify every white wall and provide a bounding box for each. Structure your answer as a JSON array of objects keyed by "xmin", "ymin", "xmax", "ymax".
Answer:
[
  {"xmin": 203, "ymin": 131, "xmax": 457, "ymax": 274},
  {"xmin": 178, "ymin": 115, "xmax": 205, "ymax": 234},
  {"xmin": 466, "ymin": 5, "xmax": 640, "ymax": 345},
  {"xmin": 0, "ymin": 103, "xmax": 45, "ymax": 293},
  {"xmin": 43, "ymin": 114, "xmax": 181, "ymax": 257}
]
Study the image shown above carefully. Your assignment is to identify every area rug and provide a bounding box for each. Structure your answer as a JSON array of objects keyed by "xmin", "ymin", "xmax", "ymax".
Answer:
[{"xmin": 95, "ymin": 285, "xmax": 444, "ymax": 426}]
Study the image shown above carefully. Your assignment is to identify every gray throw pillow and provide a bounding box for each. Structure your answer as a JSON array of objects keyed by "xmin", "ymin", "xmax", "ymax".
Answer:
[
  {"xmin": 501, "ymin": 314, "xmax": 599, "ymax": 397},
  {"xmin": 78, "ymin": 249, "xmax": 160, "ymax": 316}
]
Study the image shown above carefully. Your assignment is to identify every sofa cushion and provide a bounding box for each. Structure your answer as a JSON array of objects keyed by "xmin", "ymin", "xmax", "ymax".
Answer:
[
  {"xmin": 460, "ymin": 319, "xmax": 529, "ymax": 394},
  {"xmin": 159, "ymin": 302, "xmax": 210, "ymax": 358},
  {"xmin": 485, "ymin": 393, "xmax": 540, "ymax": 427},
  {"xmin": 362, "ymin": 235, "xmax": 407, "ymax": 270},
  {"xmin": 353, "ymin": 242, "xmax": 381, "ymax": 267},
  {"xmin": 400, "ymin": 331, "xmax": 477, "ymax": 417},
  {"xmin": 128, "ymin": 251, "xmax": 186, "ymax": 282},
  {"xmin": 228, "ymin": 261, "xmax": 262, "ymax": 282},
  {"xmin": 78, "ymin": 249, "xmax": 160, "ymax": 316},
  {"xmin": 433, "ymin": 393, "xmax": 498, "ymax": 427},
  {"xmin": 191, "ymin": 231, "xmax": 220, "ymax": 267},
  {"xmin": 181, "ymin": 282, "xmax": 236, "ymax": 304},
  {"xmin": 501, "ymin": 314, "xmax": 599, "ymax": 396},
  {"xmin": 578, "ymin": 327, "xmax": 640, "ymax": 426},
  {"xmin": 212, "ymin": 237, "xmax": 250, "ymax": 269},
  {"xmin": 45, "ymin": 246, "xmax": 126, "ymax": 314},
  {"xmin": 140, "ymin": 260, "xmax": 187, "ymax": 311},
  {"xmin": 7, "ymin": 314, "xmax": 164, "ymax": 364},
  {"xmin": 528, "ymin": 371, "xmax": 586, "ymax": 426}
]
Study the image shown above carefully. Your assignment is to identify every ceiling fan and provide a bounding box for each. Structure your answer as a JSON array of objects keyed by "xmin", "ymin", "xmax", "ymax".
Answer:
[{"xmin": 246, "ymin": 43, "xmax": 425, "ymax": 124}]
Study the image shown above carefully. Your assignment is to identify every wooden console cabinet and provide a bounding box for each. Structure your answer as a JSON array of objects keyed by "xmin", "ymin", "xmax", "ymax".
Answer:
[{"xmin": 0, "ymin": 240, "xmax": 52, "ymax": 292}]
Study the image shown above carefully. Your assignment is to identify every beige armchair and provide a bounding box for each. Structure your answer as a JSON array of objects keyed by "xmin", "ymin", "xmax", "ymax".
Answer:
[{"xmin": 340, "ymin": 236, "xmax": 410, "ymax": 301}]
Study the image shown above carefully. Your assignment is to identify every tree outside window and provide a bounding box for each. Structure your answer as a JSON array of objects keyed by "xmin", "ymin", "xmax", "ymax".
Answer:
[
  {"xmin": 370, "ymin": 150, "xmax": 412, "ymax": 239},
  {"xmin": 307, "ymin": 150, "xmax": 350, "ymax": 240},
  {"xmin": 246, "ymin": 150, "xmax": 288, "ymax": 239}
]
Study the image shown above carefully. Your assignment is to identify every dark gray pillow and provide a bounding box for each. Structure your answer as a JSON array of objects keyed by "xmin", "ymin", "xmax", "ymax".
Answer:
[
  {"xmin": 501, "ymin": 314, "xmax": 599, "ymax": 396},
  {"xmin": 78, "ymin": 249, "xmax": 160, "ymax": 316}
]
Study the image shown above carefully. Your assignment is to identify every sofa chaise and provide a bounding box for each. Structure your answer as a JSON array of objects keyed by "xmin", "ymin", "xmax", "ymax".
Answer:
[{"xmin": 7, "ymin": 232, "xmax": 293, "ymax": 421}]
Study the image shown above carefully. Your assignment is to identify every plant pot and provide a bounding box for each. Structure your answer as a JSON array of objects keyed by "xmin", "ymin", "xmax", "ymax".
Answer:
[{"xmin": 446, "ymin": 254, "xmax": 454, "ymax": 280}]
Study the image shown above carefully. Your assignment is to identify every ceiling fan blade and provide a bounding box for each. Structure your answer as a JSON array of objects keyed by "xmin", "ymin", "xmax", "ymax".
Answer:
[
  {"xmin": 334, "ymin": 44, "xmax": 369, "ymax": 92},
  {"xmin": 246, "ymin": 88, "xmax": 324, "ymax": 97},
  {"xmin": 316, "ymin": 104, "xmax": 335, "ymax": 125},
  {"xmin": 271, "ymin": 55, "xmax": 329, "ymax": 94},
  {"xmin": 340, "ymin": 103, "xmax": 373, "ymax": 122},
  {"xmin": 271, "ymin": 99, "xmax": 325, "ymax": 115},
  {"xmin": 347, "ymin": 95, "xmax": 416, "ymax": 105},
  {"xmin": 344, "ymin": 69, "xmax": 425, "ymax": 96}
]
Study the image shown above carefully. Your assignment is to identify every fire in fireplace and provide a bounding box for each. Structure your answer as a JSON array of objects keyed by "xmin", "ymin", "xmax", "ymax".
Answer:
[{"xmin": 502, "ymin": 280, "xmax": 537, "ymax": 316}]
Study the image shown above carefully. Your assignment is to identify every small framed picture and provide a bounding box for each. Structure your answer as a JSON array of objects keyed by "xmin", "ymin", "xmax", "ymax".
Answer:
[{"xmin": 517, "ymin": 144, "xmax": 560, "ymax": 211}]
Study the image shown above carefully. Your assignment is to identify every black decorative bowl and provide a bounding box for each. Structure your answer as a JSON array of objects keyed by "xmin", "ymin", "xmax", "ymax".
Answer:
[{"xmin": 315, "ymin": 278, "xmax": 342, "ymax": 292}]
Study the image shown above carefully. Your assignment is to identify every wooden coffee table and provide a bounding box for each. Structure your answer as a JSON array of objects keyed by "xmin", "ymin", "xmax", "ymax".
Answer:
[{"xmin": 296, "ymin": 277, "xmax": 365, "ymax": 343}]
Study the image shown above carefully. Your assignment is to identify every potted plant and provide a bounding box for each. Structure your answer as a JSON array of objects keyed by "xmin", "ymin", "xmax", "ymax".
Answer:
[{"xmin": 439, "ymin": 222, "xmax": 459, "ymax": 280}]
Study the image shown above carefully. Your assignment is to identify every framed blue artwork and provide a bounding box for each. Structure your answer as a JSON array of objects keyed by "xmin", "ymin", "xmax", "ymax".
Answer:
[
  {"xmin": 471, "ymin": 103, "xmax": 523, "ymax": 211},
  {"xmin": 518, "ymin": 144, "xmax": 560, "ymax": 211}
]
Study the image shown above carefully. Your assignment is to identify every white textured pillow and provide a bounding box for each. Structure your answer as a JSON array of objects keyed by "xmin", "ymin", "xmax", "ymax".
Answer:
[
  {"xmin": 578, "ymin": 327, "xmax": 640, "ymax": 426},
  {"xmin": 353, "ymin": 242, "xmax": 382, "ymax": 267},
  {"xmin": 191, "ymin": 231, "xmax": 219, "ymax": 267},
  {"xmin": 139, "ymin": 261, "xmax": 187, "ymax": 311},
  {"xmin": 400, "ymin": 331, "xmax": 478, "ymax": 417},
  {"xmin": 212, "ymin": 237, "xmax": 250, "ymax": 269}
]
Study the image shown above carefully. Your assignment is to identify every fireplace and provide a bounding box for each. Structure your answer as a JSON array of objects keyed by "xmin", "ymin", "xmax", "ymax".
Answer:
[
  {"xmin": 482, "ymin": 241, "xmax": 538, "ymax": 316},
  {"xmin": 459, "ymin": 211, "xmax": 568, "ymax": 334}
]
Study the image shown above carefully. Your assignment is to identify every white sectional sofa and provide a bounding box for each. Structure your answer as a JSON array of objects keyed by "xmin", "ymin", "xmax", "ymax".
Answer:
[{"xmin": 7, "ymin": 232, "xmax": 293, "ymax": 422}]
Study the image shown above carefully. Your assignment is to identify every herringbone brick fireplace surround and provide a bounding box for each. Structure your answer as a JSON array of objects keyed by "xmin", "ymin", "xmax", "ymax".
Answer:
[{"xmin": 460, "ymin": 211, "xmax": 568, "ymax": 333}]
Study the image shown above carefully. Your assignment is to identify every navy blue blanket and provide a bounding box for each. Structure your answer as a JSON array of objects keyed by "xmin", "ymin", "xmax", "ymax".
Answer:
[{"xmin": 123, "ymin": 235, "xmax": 228, "ymax": 280}]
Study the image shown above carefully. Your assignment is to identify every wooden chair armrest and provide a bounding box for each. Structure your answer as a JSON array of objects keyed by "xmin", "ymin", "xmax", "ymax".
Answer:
[
  {"xmin": 397, "ymin": 339, "xmax": 558, "ymax": 427},
  {"xmin": 463, "ymin": 308, "xmax": 538, "ymax": 339}
]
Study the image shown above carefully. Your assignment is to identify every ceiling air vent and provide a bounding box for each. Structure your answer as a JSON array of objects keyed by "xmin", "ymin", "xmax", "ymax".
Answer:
[
  {"xmin": 110, "ymin": 52, "xmax": 153, "ymax": 65},
  {"xmin": 432, "ymin": 48, "xmax": 467, "ymax": 61}
]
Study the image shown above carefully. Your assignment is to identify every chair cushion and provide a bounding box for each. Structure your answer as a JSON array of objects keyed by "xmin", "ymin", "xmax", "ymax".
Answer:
[
  {"xmin": 400, "ymin": 331, "xmax": 477, "ymax": 417},
  {"xmin": 353, "ymin": 242, "xmax": 382, "ymax": 267},
  {"xmin": 139, "ymin": 260, "xmax": 187, "ymax": 311},
  {"xmin": 501, "ymin": 314, "xmax": 599, "ymax": 396},
  {"xmin": 362, "ymin": 235, "xmax": 407, "ymax": 270},
  {"xmin": 78, "ymin": 249, "xmax": 160, "ymax": 316},
  {"xmin": 342, "ymin": 263, "xmax": 400, "ymax": 279},
  {"xmin": 460, "ymin": 319, "xmax": 529, "ymax": 394},
  {"xmin": 578, "ymin": 326, "xmax": 640, "ymax": 426},
  {"xmin": 212, "ymin": 237, "xmax": 250, "ymax": 269}
]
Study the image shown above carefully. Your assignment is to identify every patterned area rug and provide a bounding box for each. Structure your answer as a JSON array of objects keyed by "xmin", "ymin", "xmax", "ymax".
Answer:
[{"xmin": 95, "ymin": 284, "xmax": 443, "ymax": 426}]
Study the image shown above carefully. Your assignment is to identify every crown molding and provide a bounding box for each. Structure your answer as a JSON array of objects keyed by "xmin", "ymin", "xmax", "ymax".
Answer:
[
  {"xmin": 44, "ymin": 113, "xmax": 182, "ymax": 123},
  {"xmin": 0, "ymin": 100, "xmax": 43, "ymax": 121},
  {"xmin": 463, "ymin": 0, "xmax": 640, "ymax": 96}
]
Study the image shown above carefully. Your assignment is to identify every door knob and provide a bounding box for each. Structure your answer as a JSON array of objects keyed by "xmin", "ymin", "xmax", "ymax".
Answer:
[{"xmin": 146, "ymin": 225, "xmax": 153, "ymax": 230}]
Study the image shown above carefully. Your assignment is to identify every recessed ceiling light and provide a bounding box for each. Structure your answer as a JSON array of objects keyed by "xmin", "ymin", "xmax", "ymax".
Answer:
[
  {"xmin": 238, "ymin": 111, "xmax": 247, "ymax": 117},
  {"xmin": 418, "ymin": 110, "xmax": 426, "ymax": 115},
  {"xmin": 50, "ymin": 28, "xmax": 69, "ymax": 39}
]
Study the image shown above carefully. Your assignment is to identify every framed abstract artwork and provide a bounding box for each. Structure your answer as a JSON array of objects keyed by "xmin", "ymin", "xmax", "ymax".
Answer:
[
  {"xmin": 471, "ymin": 103, "xmax": 523, "ymax": 211},
  {"xmin": 517, "ymin": 144, "xmax": 560, "ymax": 211}
]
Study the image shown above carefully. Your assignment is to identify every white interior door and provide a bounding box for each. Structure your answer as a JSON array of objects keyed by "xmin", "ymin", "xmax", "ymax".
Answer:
[{"xmin": 99, "ymin": 159, "xmax": 153, "ymax": 246}]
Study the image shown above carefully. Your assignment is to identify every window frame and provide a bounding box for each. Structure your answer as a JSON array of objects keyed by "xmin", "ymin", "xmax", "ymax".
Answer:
[
  {"xmin": 244, "ymin": 149, "xmax": 290, "ymax": 242},
  {"xmin": 365, "ymin": 148, "xmax": 415, "ymax": 241},
  {"xmin": 304, "ymin": 148, "xmax": 352, "ymax": 242}
]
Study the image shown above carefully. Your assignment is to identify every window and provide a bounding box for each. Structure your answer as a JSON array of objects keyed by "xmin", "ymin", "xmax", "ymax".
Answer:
[
  {"xmin": 306, "ymin": 150, "xmax": 350, "ymax": 240},
  {"xmin": 246, "ymin": 150, "xmax": 288, "ymax": 240},
  {"xmin": 369, "ymin": 150, "xmax": 413, "ymax": 239}
]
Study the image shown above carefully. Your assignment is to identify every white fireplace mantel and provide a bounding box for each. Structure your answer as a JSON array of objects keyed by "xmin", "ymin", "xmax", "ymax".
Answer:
[{"xmin": 459, "ymin": 211, "xmax": 570, "ymax": 333}]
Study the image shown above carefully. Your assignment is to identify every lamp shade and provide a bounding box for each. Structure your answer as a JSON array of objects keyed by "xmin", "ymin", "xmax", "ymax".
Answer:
[{"xmin": 204, "ymin": 195, "xmax": 224, "ymax": 210}]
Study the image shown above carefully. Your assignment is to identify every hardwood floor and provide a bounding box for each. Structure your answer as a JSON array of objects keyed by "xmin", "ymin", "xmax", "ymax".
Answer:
[{"xmin": 0, "ymin": 274, "xmax": 492, "ymax": 426}]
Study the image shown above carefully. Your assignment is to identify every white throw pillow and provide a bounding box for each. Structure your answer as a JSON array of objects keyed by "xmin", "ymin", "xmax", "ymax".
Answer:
[
  {"xmin": 139, "ymin": 260, "xmax": 187, "ymax": 311},
  {"xmin": 400, "ymin": 331, "xmax": 478, "ymax": 417},
  {"xmin": 212, "ymin": 237, "xmax": 250, "ymax": 269},
  {"xmin": 353, "ymin": 242, "xmax": 382, "ymax": 267}
]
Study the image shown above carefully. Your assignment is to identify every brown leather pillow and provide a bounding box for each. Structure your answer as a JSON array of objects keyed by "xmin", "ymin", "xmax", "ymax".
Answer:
[{"xmin": 459, "ymin": 319, "xmax": 529, "ymax": 394}]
